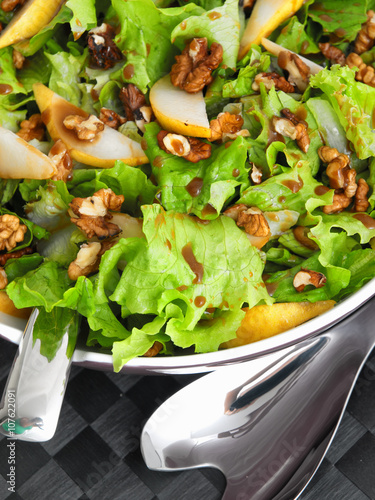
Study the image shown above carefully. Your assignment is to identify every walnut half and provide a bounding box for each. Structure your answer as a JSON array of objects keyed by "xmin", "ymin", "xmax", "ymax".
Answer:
[
  {"xmin": 70, "ymin": 188, "xmax": 124, "ymax": 240},
  {"xmin": 236, "ymin": 207, "xmax": 270, "ymax": 237},
  {"xmin": 157, "ymin": 130, "xmax": 211, "ymax": 163},
  {"xmin": 0, "ymin": 214, "xmax": 27, "ymax": 252},
  {"xmin": 170, "ymin": 38, "xmax": 223, "ymax": 93},
  {"xmin": 63, "ymin": 114, "xmax": 104, "ymax": 141}
]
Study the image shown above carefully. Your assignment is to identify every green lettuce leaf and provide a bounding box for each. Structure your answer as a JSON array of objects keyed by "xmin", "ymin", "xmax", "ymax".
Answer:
[
  {"xmin": 310, "ymin": 65, "xmax": 375, "ymax": 159},
  {"xmin": 111, "ymin": 0, "xmax": 204, "ymax": 92},
  {"xmin": 275, "ymin": 16, "xmax": 319, "ymax": 54},
  {"xmin": 171, "ymin": 0, "xmax": 240, "ymax": 70},
  {"xmin": 66, "ymin": 0, "xmax": 97, "ymax": 40},
  {"xmin": 144, "ymin": 122, "xmax": 249, "ymax": 218}
]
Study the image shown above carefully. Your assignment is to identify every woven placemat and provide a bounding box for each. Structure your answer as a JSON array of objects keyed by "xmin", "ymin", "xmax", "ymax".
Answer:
[{"xmin": 0, "ymin": 337, "xmax": 374, "ymax": 500}]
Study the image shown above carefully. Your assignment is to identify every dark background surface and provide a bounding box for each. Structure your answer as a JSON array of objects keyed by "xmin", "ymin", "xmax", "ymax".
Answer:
[{"xmin": 0, "ymin": 337, "xmax": 374, "ymax": 500}]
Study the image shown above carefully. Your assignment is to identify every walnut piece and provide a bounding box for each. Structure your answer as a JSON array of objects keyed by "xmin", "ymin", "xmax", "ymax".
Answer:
[
  {"xmin": 12, "ymin": 49, "xmax": 25, "ymax": 69},
  {"xmin": 143, "ymin": 341, "xmax": 163, "ymax": 358},
  {"xmin": 273, "ymin": 109, "xmax": 310, "ymax": 153},
  {"xmin": 70, "ymin": 188, "xmax": 124, "ymax": 240},
  {"xmin": 346, "ymin": 52, "xmax": 375, "ymax": 87},
  {"xmin": 252, "ymin": 72, "xmax": 295, "ymax": 93},
  {"xmin": 17, "ymin": 114, "xmax": 45, "ymax": 142},
  {"xmin": 354, "ymin": 178, "xmax": 370, "ymax": 212},
  {"xmin": 0, "ymin": 246, "xmax": 32, "ymax": 266},
  {"xmin": 277, "ymin": 51, "xmax": 310, "ymax": 92},
  {"xmin": 49, "ymin": 140, "xmax": 73, "ymax": 182},
  {"xmin": 68, "ymin": 241, "xmax": 114, "ymax": 280},
  {"xmin": 209, "ymin": 112, "xmax": 245, "ymax": 142},
  {"xmin": 0, "ymin": 267, "xmax": 7, "ymax": 290},
  {"xmin": 319, "ymin": 43, "xmax": 346, "ymax": 66},
  {"xmin": 170, "ymin": 38, "xmax": 223, "ymax": 93},
  {"xmin": 223, "ymin": 203, "xmax": 248, "ymax": 222},
  {"xmin": 318, "ymin": 146, "xmax": 356, "ymax": 196},
  {"xmin": 293, "ymin": 269, "xmax": 327, "ymax": 293},
  {"xmin": 236, "ymin": 207, "xmax": 270, "ymax": 237},
  {"xmin": 157, "ymin": 130, "xmax": 211, "ymax": 163},
  {"xmin": 63, "ymin": 114, "xmax": 104, "ymax": 141},
  {"xmin": 119, "ymin": 84, "xmax": 146, "ymax": 121},
  {"xmin": 1, "ymin": 0, "xmax": 24, "ymax": 11},
  {"xmin": 87, "ymin": 23, "xmax": 123, "ymax": 69},
  {"xmin": 99, "ymin": 108, "xmax": 126, "ymax": 129},
  {"xmin": 355, "ymin": 10, "xmax": 375, "ymax": 54},
  {"xmin": 322, "ymin": 192, "xmax": 352, "ymax": 214},
  {"xmin": 0, "ymin": 214, "xmax": 27, "ymax": 252}
]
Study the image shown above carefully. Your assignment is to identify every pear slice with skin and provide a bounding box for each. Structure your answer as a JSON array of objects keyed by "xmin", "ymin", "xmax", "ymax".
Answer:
[
  {"xmin": 221, "ymin": 300, "xmax": 336, "ymax": 348},
  {"xmin": 0, "ymin": 0, "xmax": 65, "ymax": 49},
  {"xmin": 0, "ymin": 126, "xmax": 57, "ymax": 179},
  {"xmin": 149, "ymin": 74, "xmax": 211, "ymax": 138},
  {"xmin": 238, "ymin": 0, "xmax": 305, "ymax": 60},
  {"xmin": 33, "ymin": 83, "xmax": 148, "ymax": 168}
]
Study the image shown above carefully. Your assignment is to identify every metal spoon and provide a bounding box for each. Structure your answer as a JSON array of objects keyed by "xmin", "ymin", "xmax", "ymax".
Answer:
[
  {"xmin": 0, "ymin": 308, "xmax": 80, "ymax": 442},
  {"xmin": 141, "ymin": 295, "xmax": 375, "ymax": 500}
]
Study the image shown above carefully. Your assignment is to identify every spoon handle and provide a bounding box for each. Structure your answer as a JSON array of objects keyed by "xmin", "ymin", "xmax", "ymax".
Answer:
[{"xmin": 0, "ymin": 308, "xmax": 79, "ymax": 442}]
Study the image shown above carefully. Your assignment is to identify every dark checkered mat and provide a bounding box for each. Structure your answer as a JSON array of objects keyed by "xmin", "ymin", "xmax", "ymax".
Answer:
[{"xmin": 0, "ymin": 338, "xmax": 374, "ymax": 500}]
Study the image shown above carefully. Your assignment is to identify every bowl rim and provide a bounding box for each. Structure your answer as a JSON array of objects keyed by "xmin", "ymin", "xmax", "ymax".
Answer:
[{"xmin": 1, "ymin": 278, "xmax": 374, "ymax": 374}]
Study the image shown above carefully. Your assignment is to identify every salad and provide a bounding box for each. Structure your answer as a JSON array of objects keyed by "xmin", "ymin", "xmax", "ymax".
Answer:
[{"xmin": 0, "ymin": 0, "xmax": 374, "ymax": 372}]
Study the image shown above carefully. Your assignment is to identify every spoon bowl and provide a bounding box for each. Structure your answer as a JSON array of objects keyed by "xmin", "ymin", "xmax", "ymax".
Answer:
[{"xmin": 141, "ymin": 296, "xmax": 375, "ymax": 499}]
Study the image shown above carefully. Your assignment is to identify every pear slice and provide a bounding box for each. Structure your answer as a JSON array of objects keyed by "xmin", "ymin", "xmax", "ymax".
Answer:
[
  {"xmin": 0, "ymin": 291, "xmax": 31, "ymax": 319},
  {"xmin": 0, "ymin": 126, "xmax": 57, "ymax": 179},
  {"xmin": 33, "ymin": 83, "xmax": 148, "ymax": 168},
  {"xmin": 221, "ymin": 300, "xmax": 335, "ymax": 348},
  {"xmin": 0, "ymin": 0, "xmax": 65, "ymax": 49},
  {"xmin": 149, "ymin": 74, "xmax": 211, "ymax": 138},
  {"xmin": 261, "ymin": 38, "xmax": 324, "ymax": 74},
  {"xmin": 238, "ymin": 0, "xmax": 305, "ymax": 60}
]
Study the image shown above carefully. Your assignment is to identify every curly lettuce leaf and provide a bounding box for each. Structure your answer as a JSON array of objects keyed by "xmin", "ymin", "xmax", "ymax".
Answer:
[
  {"xmin": 144, "ymin": 123, "xmax": 249, "ymax": 218},
  {"xmin": 239, "ymin": 161, "xmax": 333, "ymax": 213},
  {"xmin": 275, "ymin": 16, "xmax": 319, "ymax": 54},
  {"xmin": 111, "ymin": 0, "xmax": 204, "ymax": 93},
  {"xmin": 68, "ymin": 161, "xmax": 157, "ymax": 216},
  {"xmin": 307, "ymin": 1, "xmax": 367, "ymax": 43},
  {"xmin": 66, "ymin": 0, "xmax": 97, "ymax": 40},
  {"xmin": 171, "ymin": 0, "xmax": 240, "ymax": 70},
  {"xmin": 310, "ymin": 65, "xmax": 375, "ymax": 159},
  {"xmin": 97, "ymin": 205, "xmax": 271, "ymax": 331},
  {"xmin": 222, "ymin": 44, "xmax": 270, "ymax": 98}
]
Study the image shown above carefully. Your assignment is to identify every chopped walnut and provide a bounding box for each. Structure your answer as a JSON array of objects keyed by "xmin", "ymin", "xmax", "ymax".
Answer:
[
  {"xmin": 99, "ymin": 108, "xmax": 126, "ymax": 129},
  {"xmin": 49, "ymin": 140, "xmax": 73, "ymax": 182},
  {"xmin": 170, "ymin": 38, "xmax": 223, "ymax": 93},
  {"xmin": 293, "ymin": 269, "xmax": 327, "ymax": 293},
  {"xmin": 1, "ymin": 0, "xmax": 24, "ymax": 11},
  {"xmin": 223, "ymin": 203, "xmax": 248, "ymax": 222},
  {"xmin": 209, "ymin": 112, "xmax": 245, "ymax": 142},
  {"xmin": 0, "ymin": 214, "xmax": 27, "ymax": 252},
  {"xmin": 70, "ymin": 188, "xmax": 124, "ymax": 240},
  {"xmin": 355, "ymin": 10, "xmax": 375, "ymax": 54},
  {"xmin": 250, "ymin": 164, "xmax": 262, "ymax": 184},
  {"xmin": 273, "ymin": 111, "xmax": 310, "ymax": 153},
  {"xmin": 12, "ymin": 49, "xmax": 25, "ymax": 69},
  {"xmin": 277, "ymin": 51, "xmax": 310, "ymax": 92},
  {"xmin": 0, "ymin": 268, "xmax": 7, "ymax": 290},
  {"xmin": 318, "ymin": 146, "xmax": 356, "ymax": 195},
  {"xmin": 87, "ymin": 23, "xmax": 123, "ymax": 69},
  {"xmin": 252, "ymin": 72, "xmax": 295, "ymax": 93},
  {"xmin": 68, "ymin": 241, "xmax": 114, "ymax": 280},
  {"xmin": 119, "ymin": 84, "xmax": 146, "ymax": 121},
  {"xmin": 157, "ymin": 130, "xmax": 211, "ymax": 163},
  {"xmin": 17, "ymin": 114, "xmax": 45, "ymax": 142},
  {"xmin": 63, "ymin": 114, "xmax": 104, "ymax": 141},
  {"xmin": 346, "ymin": 52, "xmax": 375, "ymax": 87},
  {"xmin": 322, "ymin": 192, "xmax": 352, "ymax": 214},
  {"xmin": 143, "ymin": 341, "xmax": 163, "ymax": 358},
  {"xmin": 236, "ymin": 207, "xmax": 270, "ymax": 237},
  {"xmin": 354, "ymin": 178, "xmax": 370, "ymax": 212},
  {"xmin": 319, "ymin": 43, "xmax": 346, "ymax": 66},
  {"xmin": 0, "ymin": 246, "xmax": 33, "ymax": 266}
]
